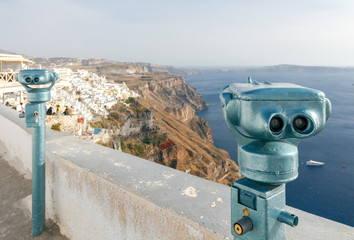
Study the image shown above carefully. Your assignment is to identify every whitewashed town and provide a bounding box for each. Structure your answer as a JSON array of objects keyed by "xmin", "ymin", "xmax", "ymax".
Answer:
[
  {"xmin": 50, "ymin": 68, "xmax": 139, "ymax": 119},
  {"xmin": 0, "ymin": 53, "xmax": 140, "ymax": 138}
]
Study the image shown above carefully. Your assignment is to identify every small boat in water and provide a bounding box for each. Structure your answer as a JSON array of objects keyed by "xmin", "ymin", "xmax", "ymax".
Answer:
[{"xmin": 306, "ymin": 160, "xmax": 325, "ymax": 166}]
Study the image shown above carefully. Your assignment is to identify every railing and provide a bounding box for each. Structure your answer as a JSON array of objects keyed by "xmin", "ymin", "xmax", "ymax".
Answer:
[
  {"xmin": 0, "ymin": 72, "xmax": 16, "ymax": 82},
  {"xmin": 0, "ymin": 103, "xmax": 353, "ymax": 240}
]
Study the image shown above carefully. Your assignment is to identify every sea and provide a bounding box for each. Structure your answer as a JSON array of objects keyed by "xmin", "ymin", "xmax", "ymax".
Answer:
[{"xmin": 185, "ymin": 70, "xmax": 354, "ymax": 227}]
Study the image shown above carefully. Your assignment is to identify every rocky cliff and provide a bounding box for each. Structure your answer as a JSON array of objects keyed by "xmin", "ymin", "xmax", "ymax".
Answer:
[
  {"xmin": 135, "ymin": 73, "xmax": 208, "ymax": 111},
  {"xmin": 86, "ymin": 66, "xmax": 240, "ymax": 185}
]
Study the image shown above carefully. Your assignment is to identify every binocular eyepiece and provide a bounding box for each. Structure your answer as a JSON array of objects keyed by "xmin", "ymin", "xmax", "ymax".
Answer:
[
  {"xmin": 267, "ymin": 112, "xmax": 316, "ymax": 137},
  {"xmin": 270, "ymin": 115, "xmax": 308, "ymax": 133},
  {"xmin": 25, "ymin": 76, "xmax": 40, "ymax": 83}
]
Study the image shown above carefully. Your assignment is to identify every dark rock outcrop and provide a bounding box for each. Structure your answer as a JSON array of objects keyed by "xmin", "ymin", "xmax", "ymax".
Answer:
[{"xmin": 120, "ymin": 109, "xmax": 153, "ymax": 137}]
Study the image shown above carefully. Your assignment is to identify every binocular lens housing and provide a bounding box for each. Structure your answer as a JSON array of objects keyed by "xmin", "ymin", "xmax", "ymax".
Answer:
[
  {"xmin": 270, "ymin": 116, "xmax": 284, "ymax": 133},
  {"xmin": 25, "ymin": 77, "xmax": 31, "ymax": 82},
  {"xmin": 293, "ymin": 116, "xmax": 308, "ymax": 132},
  {"xmin": 269, "ymin": 115, "xmax": 312, "ymax": 136},
  {"xmin": 34, "ymin": 77, "xmax": 40, "ymax": 82}
]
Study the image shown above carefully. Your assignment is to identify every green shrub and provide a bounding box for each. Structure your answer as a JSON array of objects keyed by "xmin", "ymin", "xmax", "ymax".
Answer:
[
  {"xmin": 51, "ymin": 123, "xmax": 61, "ymax": 131},
  {"xmin": 153, "ymin": 133, "xmax": 167, "ymax": 146},
  {"xmin": 143, "ymin": 135, "xmax": 153, "ymax": 144},
  {"xmin": 120, "ymin": 140, "xmax": 126, "ymax": 152},
  {"xmin": 143, "ymin": 133, "xmax": 168, "ymax": 146},
  {"xmin": 125, "ymin": 97, "xmax": 134, "ymax": 104},
  {"xmin": 134, "ymin": 143, "xmax": 144, "ymax": 156}
]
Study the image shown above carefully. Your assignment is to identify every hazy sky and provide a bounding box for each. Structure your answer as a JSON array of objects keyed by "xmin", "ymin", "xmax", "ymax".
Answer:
[{"xmin": 1, "ymin": 0, "xmax": 354, "ymax": 66}]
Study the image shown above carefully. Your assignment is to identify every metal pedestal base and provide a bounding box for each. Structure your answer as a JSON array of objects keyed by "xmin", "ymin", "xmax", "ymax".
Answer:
[{"xmin": 231, "ymin": 178, "xmax": 289, "ymax": 240}]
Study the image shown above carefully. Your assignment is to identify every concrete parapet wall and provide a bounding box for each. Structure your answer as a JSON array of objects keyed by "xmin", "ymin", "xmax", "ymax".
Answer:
[
  {"xmin": 46, "ymin": 154, "xmax": 223, "ymax": 240},
  {"xmin": 0, "ymin": 104, "xmax": 32, "ymax": 179},
  {"xmin": 0, "ymin": 103, "xmax": 353, "ymax": 240}
]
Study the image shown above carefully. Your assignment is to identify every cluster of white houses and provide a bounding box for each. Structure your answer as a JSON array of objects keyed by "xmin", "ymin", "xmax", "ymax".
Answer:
[
  {"xmin": 51, "ymin": 68, "xmax": 139, "ymax": 120},
  {"xmin": 0, "ymin": 54, "xmax": 140, "ymax": 122}
]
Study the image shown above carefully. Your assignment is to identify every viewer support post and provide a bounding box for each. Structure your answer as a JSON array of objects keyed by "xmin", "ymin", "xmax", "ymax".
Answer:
[
  {"xmin": 16, "ymin": 70, "xmax": 58, "ymax": 236},
  {"xmin": 220, "ymin": 78, "xmax": 331, "ymax": 239}
]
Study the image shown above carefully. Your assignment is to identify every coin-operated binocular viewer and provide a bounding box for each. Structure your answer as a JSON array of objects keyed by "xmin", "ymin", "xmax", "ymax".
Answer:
[
  {"xmin": 220, "ymin": 78, "xmax": 331, "ymax": 240},
  {"xmin": 16, "ymin": 69, "xmax": 58, "ymax": 236}
]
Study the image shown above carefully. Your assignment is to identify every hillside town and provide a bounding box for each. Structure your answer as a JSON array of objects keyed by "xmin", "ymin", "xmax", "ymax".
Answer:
[
  {"xmin": 0, "ymin": 54, "xmax": 140, "ymax": 138},
  {"xmin": 49, "ymin": 68, "xmax": 140, "ymax": 120}
]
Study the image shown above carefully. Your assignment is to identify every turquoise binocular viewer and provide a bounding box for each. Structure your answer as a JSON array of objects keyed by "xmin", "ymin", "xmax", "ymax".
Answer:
[
  {"xmin": 16, "ymin": 69, "xmax": 58, "ymax": 236},
  {"xmin": 16, "ymin": 69, "xmax": 57, "ymax": 103},
  {"xmin": 221, "ymin": 78, "xmax": 331, "ymax": 184},
  {"xmin": 221, "ymin": 78, "xmax": 331, "ymax": 239}
]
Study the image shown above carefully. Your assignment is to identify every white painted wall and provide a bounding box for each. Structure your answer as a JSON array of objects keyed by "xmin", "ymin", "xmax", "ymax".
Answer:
[{"xmin": 0, "ymin": 105, "xmax": 32, "ymax": 179}]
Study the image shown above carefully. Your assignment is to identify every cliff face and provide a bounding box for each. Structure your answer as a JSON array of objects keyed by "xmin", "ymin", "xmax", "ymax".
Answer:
[
  {"xmin": 65, "ymin": 63, "xmax": 240, "ymax": 185},
  {"xmin": 135, "ymin": 73, "xmax": 208, "ymax": 112},
  {"xmin": 122, "ymin": 71, "xmax": 239, "ymax": 184}
]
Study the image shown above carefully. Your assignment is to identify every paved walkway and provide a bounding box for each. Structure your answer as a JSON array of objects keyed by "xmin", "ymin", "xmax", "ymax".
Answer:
[{"xmin": 0, "ymin": 158, "xmax": 68, "ymax": 240}]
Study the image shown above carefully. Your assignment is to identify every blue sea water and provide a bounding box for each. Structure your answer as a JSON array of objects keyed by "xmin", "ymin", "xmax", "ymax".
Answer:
[{"xmin": 185, "ymin": 70, "xmax": 354, "ymax": 227}]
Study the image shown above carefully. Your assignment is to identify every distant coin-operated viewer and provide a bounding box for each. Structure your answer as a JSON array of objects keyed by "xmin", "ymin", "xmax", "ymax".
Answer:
[{"xmin": 16, "ymin": 69, "xmax": 58, "ymax": 237}]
